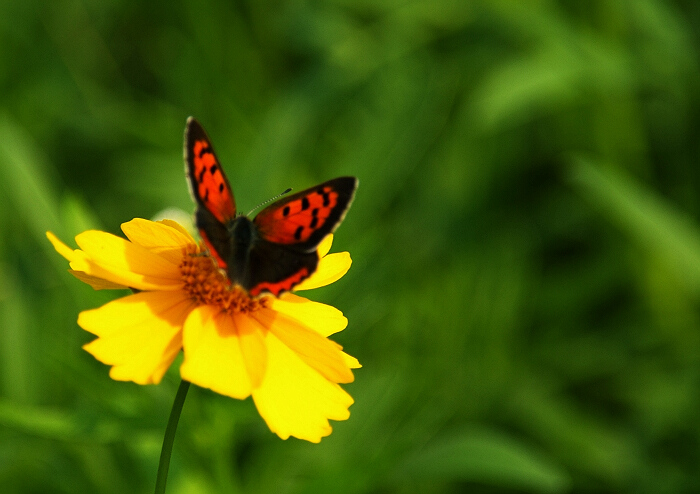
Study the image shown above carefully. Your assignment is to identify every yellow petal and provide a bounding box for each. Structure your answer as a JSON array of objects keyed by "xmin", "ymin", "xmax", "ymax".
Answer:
[
  {"xmin": 68, "ymin": 250, "xmax": 148, "ymax": 290},
  {"xmin": 180, "ymin": 306, "xmax": 253, "ymax": 399},
  {"xmin": 341, "ymin": 352, "xmax": 361, "ymax": 369},
  {"xmin": 49, "ymin": 232, "xmax": 128, "ymax": 289},
  {"xmin": 69, "ymin": 270, "xmax": 127, "ymax": 290},
  {"xmin": 157, "ymin": 218, "xmax": 195, "ymax": 239},
  {"xmin": 253, "ymin": 308, "xmax": 354, "ymax": 384},
  {"xmin": 79, "ymin": 290, "xmax": 192, "ymax": 384},
  {"xmin": 47, "ymin": 232, "xmax": 76, "ymax": 261},
  {"xmin": 318, "ymin": 234, "xmax": 333, "ymax": 258},
  {"xmin": 293, "ymin": 252, "xmax": 351, "ymax": 291},
  {"xmin": 252, "ymin": 332, "xmax": 354, "ymax": 442},
  {"xmin": 272, "ymin": 293, "xmax": 347, "ymax": 336},
  {"xmin": 73, "ymin": 230, "xmax": 183, "ymax": 290},
  {"xmin": 235, "ymin": 313, "xmax": 268, "ymax": 389},
  {"xmin": 121, "ymin": 218, "xmax": 195, "ymax": 265}
]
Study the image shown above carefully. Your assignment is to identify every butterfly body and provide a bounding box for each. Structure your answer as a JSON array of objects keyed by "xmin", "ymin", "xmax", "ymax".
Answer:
[{"xmin": 185, "ymin": 117, "xmax": 357, "ymax": 297}]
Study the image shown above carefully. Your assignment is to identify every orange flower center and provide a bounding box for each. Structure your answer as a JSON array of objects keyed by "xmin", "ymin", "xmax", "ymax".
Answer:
[{"xmin": 179, "ymin": 245, "xmax": 268, "ymax": 314}]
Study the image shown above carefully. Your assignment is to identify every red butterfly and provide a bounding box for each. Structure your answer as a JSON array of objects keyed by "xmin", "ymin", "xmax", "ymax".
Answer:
[{"xmin": 184, "ymin": 117, "xmax": 358, "ymax": 297}]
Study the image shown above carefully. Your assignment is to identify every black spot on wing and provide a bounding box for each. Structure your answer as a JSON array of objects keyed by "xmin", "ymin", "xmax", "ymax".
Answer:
[
  {"xmin": 301, "ymin": 197, "xmax": 310, "ymax": 211},
  {"xmin": 294, "ymin": 225, "xmax": 304, "ymax": 240}
]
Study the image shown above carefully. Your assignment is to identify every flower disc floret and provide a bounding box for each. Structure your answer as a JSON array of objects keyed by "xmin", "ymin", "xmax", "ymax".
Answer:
[{"xmin": 180, "ymin": 245, "xmax": 268, "ymax": 314}]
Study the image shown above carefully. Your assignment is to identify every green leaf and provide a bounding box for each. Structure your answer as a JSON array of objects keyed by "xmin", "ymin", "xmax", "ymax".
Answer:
[
  {"xmin": 569, "ymin": 157, "xmax": 700, "ymax": 294},
  {"xmin": 394, "ymin": 426, "xmax": 571, "ymax": 493}
]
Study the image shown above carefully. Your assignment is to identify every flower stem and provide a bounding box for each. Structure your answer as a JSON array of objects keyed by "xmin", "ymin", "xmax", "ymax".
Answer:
[{"xmin": 155, "ymin": 379, "xmax": 191, "ymax": 494}]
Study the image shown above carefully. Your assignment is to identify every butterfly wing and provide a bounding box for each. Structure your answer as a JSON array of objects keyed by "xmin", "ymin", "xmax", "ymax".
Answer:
[
  {"xmin": 243, "ymin": 238, "xmax": 320, "ymax": 297},
  {"xmin": 184, "ymin": 117, "xmax": 237, "ymax": 269},
  {"xmin": 244, "ymin": 176, "xmax": 358, "ymax": 296},
  {"xmin": 254, "ymin": 176, "xmax": 358, "ymax": 251}
]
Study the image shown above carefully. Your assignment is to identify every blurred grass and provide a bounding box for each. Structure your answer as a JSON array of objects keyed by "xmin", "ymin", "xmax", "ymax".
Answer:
[{"xmin": 2, "ymin": 0, "xmax": 700, "ymax": 492}]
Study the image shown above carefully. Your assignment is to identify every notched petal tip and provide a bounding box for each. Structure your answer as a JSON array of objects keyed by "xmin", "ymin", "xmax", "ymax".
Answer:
[{"xmin": 252, "ymin": 333, "xmax": 354, "ymax": 442}]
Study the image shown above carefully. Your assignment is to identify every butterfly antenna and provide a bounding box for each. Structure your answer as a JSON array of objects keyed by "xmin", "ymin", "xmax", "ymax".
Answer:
[{"xmin": 246, "ymin": 188, "xmax": 293, "ymax": 216}]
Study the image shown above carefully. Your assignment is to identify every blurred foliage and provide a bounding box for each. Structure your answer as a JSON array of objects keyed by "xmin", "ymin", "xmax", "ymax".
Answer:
[{"xmin": 2, "ymin": 0, "xmax": 700, "ymax": 492}]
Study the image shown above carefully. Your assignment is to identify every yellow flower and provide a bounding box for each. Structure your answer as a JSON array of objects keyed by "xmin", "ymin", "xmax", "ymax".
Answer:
[{"xmin": 47, "ymin": 218, "xmax": 359, "ymax": 442}]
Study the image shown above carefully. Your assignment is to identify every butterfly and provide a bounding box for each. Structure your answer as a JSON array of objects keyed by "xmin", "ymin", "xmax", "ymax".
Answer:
[{"xmin": 184, "ymin": 117, "xmax": 358, "ymax": 297}]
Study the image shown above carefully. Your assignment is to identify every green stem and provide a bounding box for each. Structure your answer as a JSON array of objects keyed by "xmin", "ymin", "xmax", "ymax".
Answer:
[{"xmin": 154, "ymin": 379, "xmax": 191, "ymax": 494}]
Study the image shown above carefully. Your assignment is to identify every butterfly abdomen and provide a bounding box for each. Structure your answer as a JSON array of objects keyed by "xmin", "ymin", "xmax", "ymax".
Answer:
[
  {"xmin": 227, "ymin": 216, "xmax": 256, "ymax": 286},
  {"xmin": 227, "ymin": 215, "xmax": 319, "ymax": 296}
]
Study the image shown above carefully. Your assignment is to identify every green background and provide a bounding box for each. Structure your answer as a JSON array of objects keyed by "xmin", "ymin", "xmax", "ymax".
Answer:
[{"xmin": 2, "ymin": 1, "xmax": 700, "ymax": 492}]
